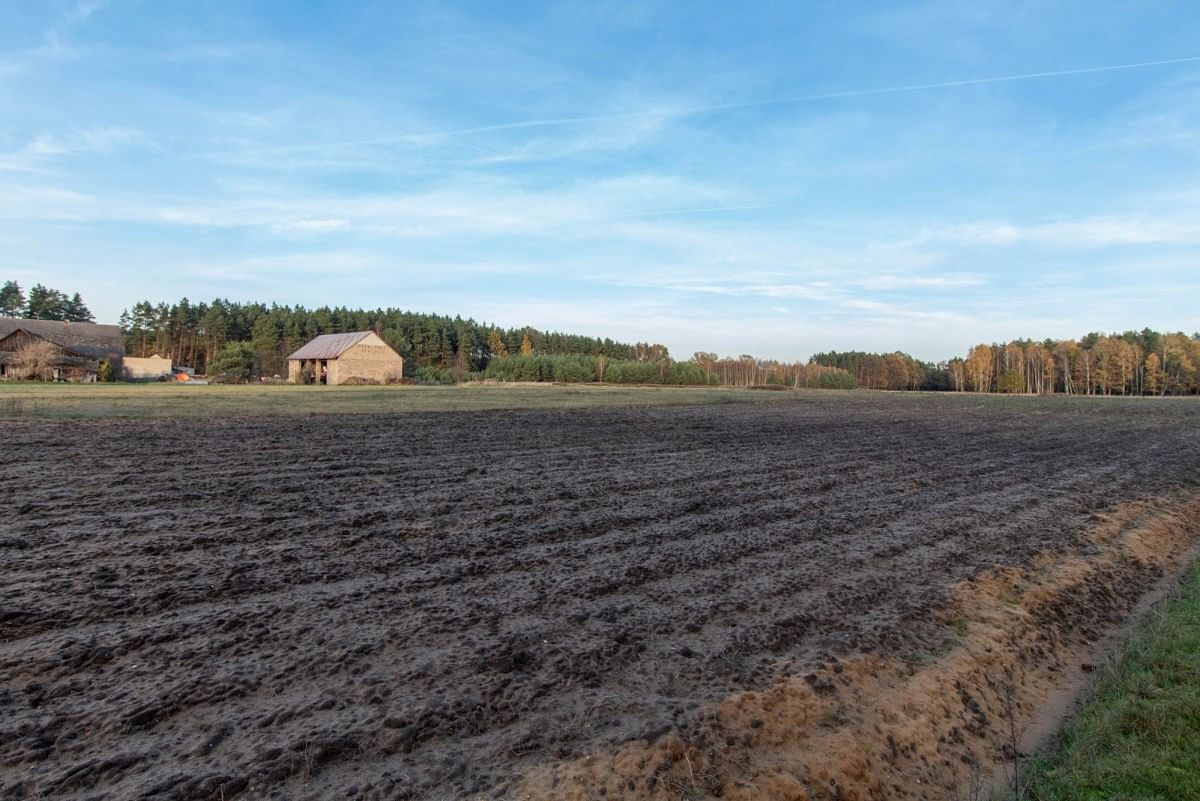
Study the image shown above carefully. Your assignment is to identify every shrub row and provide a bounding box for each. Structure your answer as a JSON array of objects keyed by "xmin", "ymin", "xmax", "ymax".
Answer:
[{"xmin": 482, "ymin": 355, "xmax": 717, "ymax": 385}]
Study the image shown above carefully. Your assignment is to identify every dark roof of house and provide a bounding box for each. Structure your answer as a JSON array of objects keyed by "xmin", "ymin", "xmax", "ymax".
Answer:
[
  {"xmin": 0, "ymin": 318, "xmax": 124, "ymax": 360},
  {"xmin": 287, "ymin": 331, "xmax": 376, "ymax": 361}
]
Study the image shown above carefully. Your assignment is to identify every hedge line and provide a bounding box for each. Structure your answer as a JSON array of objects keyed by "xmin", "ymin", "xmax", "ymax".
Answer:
[{"xmin": 483, "ymin": 355, "xmax": 717, "ymax": 385}]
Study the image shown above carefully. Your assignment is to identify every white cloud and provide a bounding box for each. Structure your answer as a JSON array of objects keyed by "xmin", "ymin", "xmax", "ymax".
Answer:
[
  {"xmin": 0, "ymin": 171, "xmax": 751, "ymax": 239},
  {"xmin": 18, "ymin": 0, "xmax": 109, "ymax": 63},
  {"xmin": 183, "ymin": 251, "xmax": 382, "ymax": 283},
  {"xmin": 270, "ymin": 219, "xmax": 351, "ymax": 233},
  {"xmin": 925, "ymin": 217, "xmax": 1200, "ymax": 248},
  {"xmin": 852, "ymin": 272, "xmax": 985, "ymax": 290}
]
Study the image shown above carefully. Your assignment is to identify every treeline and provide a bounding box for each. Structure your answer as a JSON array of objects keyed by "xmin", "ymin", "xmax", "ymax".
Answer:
[
  {"xmin": 479, "ymin": 353, "xmax": 862, "ymax": 388},
  {"xmin": 105, "ymin": 297, "xmax": 1200, "ymax": 396},
  {"xmin": 811, "ymin": 351, "xmax": 944, "ymax": 390},
  {"xmin": 0, "ymin": 281, "xmax": 94, "ymax": 322},
  {"xmin": 482, "ymin": 354, "xmax": 716, "ymax": 385},
  {"xmin": 118, "ymin": 299, "xmax": 669, "ymax": 376},
  {"xmin": 946, "ymin": 330, "xmax": 1200, "ymax": 395},
  {"xmin": 690, "ymin": 353, "xmax": 858, "ymax": 389}
]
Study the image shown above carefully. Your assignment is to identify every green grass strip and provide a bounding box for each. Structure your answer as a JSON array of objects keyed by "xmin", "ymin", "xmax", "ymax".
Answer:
[
  {"xmin": 0, "ymin": 383, "xmax": 801, "ymax": 419},
  {"xmin": 1022, "ymin": 562, "xmax": 1200, "ymax": 801}
]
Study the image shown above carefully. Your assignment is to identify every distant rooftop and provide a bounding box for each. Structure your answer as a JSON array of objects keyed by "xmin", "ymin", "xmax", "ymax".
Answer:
[
  {"xmin": 0, "ymin": 318, "xmax": 124, "ymax": 359},
  {"xmin": 287, "ymin": 331, "xmax": 374, "ymax": 361}
]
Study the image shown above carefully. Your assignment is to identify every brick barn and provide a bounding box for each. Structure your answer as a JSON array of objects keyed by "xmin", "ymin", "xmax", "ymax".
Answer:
[
  {"xmin": 0, "ymin": 319, "xmax": 124, "ymax": 382},
  {"xmin": 287, "ymin": 331, "xmax": 404, "ymax": 385}
]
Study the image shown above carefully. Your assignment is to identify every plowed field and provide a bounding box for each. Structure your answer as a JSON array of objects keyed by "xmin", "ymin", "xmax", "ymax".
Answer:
[{"xmin": 2, "ymin": 394, "xmax": 1198, "ymax": 800}]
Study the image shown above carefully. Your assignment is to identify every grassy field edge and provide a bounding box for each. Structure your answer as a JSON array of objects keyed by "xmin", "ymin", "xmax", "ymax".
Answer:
[
  {"xmin": 0, "ymin": 382, "xmax": 793, "ymax": 419},
  {"xmin": 4, "ymin": 381, "xmax": 1197, "ymax": 420},
  {"xmin": 1020, "ymin": 560, "xmax": 1200, "ymax": 800}
]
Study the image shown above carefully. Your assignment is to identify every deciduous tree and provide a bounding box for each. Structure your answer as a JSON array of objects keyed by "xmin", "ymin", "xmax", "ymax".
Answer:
[
  {"xmin": 1144, "ymin": 352, "xmax": 1163, "ymax": 396},
  {"xmin": 486, "ymin": 330, "xmax": 508, "ymax": 359},
  {"xmin": 965, "ymin": 345, "xmax": 994, "ymax": 392},
  {"xmin": 11, "ymin": 339, "xmax": 58, "ymax": 380}
]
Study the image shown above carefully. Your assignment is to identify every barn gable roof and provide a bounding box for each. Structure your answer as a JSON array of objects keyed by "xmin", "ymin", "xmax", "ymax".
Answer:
[
  {"xmin": 0, "ymin": 318, "xmax": 124, "ymax": 359},
  {"xmin": 287, "ymin": 331, "xmax": 376, "ymax": 360}
]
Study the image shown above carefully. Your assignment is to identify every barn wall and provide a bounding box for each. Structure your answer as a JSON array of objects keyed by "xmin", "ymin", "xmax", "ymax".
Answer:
[
  {"xmin": 0, "ymin": 331, "xmax": 99, "ymax": 381},
  {"xmin": 0, "ymin": 330, "xmax": 67, "ymax": 357},
  {"xmin": 330, "ymin": 334, "xmax": 404, "ymax": 385},
  {"xmin": 122, "ymin": 355, "xmax": 172, "ymax": 380}
]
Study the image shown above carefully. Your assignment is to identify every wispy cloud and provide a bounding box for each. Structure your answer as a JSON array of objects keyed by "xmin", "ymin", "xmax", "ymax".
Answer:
[
  {"xmin": 0, "ymin": 172, "xmax": 752, "ymax": 236},
  {"xmin": 930, "ymin": 217, "xmax": 1200, "ymax": 248},
  {"xmin": 851, "ymin": 272, "xmax": 985, "ymax": 290},
  {"xmin": 184, "ymin": 250, "xmax": 382, "ymax": 283},
  {"xmin": 270, "ymin": 219, "xmax": 351, "ymax": 234},
  {"xmin": 0, "ymin": 127, "xmax": 154, "ymax": 172},
  {"xmin": 177, "ymin": 55, "xmax": 1200, "ymax": 161},
  {"xmin": 177, "ymin": 108, "xmax": 686, "ymax": 160},
  {"xmin": 21, "ymin": 0, "xmax": 109, "ymax": 62}
]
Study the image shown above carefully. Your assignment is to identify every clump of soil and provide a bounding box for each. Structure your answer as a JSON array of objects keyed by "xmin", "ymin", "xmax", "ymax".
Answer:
[{"xmin": 1, "ymin": 396, "xmax": 1199, "ymax": 800}]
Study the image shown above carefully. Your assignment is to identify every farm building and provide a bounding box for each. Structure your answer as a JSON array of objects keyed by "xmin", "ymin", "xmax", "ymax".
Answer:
[
  {"xmin": 122, "ymin": 354, "xmax": 173, "ymax": 381},
  {"xmin": 0, "ymin": 319, "xmax": 124, "ymax": 382},
  {"xmin": 287, "ymin": 331, "xmax": 404, "ymax": 385}
]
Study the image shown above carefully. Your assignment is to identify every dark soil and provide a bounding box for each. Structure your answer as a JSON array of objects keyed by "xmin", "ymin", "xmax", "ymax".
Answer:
[{"xmin": 2, "ymin": 394, "xmax": 1199, "ymax": 800}]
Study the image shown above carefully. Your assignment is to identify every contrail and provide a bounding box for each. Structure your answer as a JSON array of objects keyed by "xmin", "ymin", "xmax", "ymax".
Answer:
[
  {"xmin": 700, "ymin": 55, "xmax": 1200, "ymax": 112},
  {"xmin": 181, "ymin": 55, "xmax": 1200, "ymax": 159},
  {"xmin": 178, "ymin": 112, "xmax": 671, "ymax": 159}
]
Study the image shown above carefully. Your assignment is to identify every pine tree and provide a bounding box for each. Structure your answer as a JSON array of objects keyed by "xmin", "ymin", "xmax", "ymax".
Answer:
[
  {"xmin": 520, "ymin": 333, "xmax": 533, "ymax": 356},
  {"xmin": 0, "ymin": 281, "xmax": 24, "ymax": 317},
  {"xmin": 250, "ymin": 315, "xmax": 281, "ymax": 375},
  {"xmin": 25, "ymin": 284, "xmax": 70, "ymax": 320},
  {"xmin": 438, "ymin": 328, "xmax": 454, "ymax": 368},
  {"xmin": 211, "ymin": 342, "xmax": 254, "ymax": 382},
  {"xmin": 64, "ymin": 292, "xmax": 94, "ymax": 322},
  {"xmin": 168, "ymin": 298, "xmax": 193, "ymax": 363},
  {"xmin": 112, "ymin": 295, "xmax": 664, "ymax": 377},
  {"xmin": 455, "ymin": 329, "xmax": 478, "ymax": 373},
  {"xmin": 199, "ymin": 306, "xmax": 228, "ymax": 366}
]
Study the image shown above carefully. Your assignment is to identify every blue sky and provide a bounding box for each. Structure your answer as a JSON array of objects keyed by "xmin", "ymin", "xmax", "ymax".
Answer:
[{"xmin": 1, "ymin": 1, "xmax": 1198, "ymax": 360}]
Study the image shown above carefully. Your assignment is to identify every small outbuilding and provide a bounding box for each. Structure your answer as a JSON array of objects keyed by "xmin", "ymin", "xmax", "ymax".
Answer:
[
  {"xmin": 287, "ymin": 331, "xmax": 404, "ymax": 385},
  {"xmin": 122, "ymin": 354, "xmax": 173, "ymax": 381}
]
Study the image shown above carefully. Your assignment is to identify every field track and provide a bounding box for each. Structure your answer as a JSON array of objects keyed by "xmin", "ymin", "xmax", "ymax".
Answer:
[{"xmin": 2, "ymin": 393, "xmax": 1199, "ymax": 800}]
